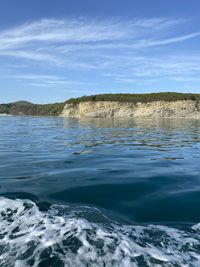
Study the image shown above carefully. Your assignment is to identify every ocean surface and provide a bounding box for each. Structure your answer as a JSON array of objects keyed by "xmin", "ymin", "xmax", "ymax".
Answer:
[{"xmin": 0, "ymin": 116, "xmax": 200, "ymax": 267}]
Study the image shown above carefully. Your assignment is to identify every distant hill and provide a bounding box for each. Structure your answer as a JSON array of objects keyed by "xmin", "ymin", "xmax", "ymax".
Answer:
[
  {"xmin": 10, "ymin": 101, "xmax": 34, "ymax": 106},
  {"xmin": 0, "ymin": 101, "xmax": 65, "ymax": 116}
]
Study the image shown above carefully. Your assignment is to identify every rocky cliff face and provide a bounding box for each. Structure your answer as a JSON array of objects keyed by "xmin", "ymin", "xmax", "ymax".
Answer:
[{"xmin": 61, "ymin": 100, "xmax": 200, "ymax": 118}]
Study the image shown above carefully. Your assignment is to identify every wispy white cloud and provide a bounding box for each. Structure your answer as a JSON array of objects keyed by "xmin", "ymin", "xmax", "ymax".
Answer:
[
  {"xmin": 100, "ymin": 54, "xmax": 200, "ymax": 84},
  {"xmin": 0, "ymin": 17, "xmax": 200, "ymax": 90},
  {"xmin": 137, "ymin": 32, "xmax": 200, "ymax": 47},
  {"xmin": 12, "ymin": 73, "xmax": 91, "ymax": 88},
  {"xmin": 170, "ymin": 77, "xmax": 200, "ymax": 82},
  {"xmin": 0, "ymin": 50, "xmax": 61, "ymax": 64},
  {"xmin": 0, "ymin": 17, "xmax": 198, "ymax": 60},
  {"xmin": 56, "ymin": 30, "xmax": 200, "ymax": 52},
  {"xmin": 0, "ymin": 18, "xmax": 131, "ymax": 50}
]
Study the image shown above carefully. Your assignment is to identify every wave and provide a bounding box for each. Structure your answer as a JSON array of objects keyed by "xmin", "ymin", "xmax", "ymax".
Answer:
[{"xmin": 0, "ymin": 197, "xmax": 200, "ymax": 267}]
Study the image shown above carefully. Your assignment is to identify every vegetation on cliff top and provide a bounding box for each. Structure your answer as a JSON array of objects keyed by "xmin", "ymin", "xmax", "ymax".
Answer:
[{"xmin": 66, "ymin": 92, "xmax": 200, "ymax": 105}]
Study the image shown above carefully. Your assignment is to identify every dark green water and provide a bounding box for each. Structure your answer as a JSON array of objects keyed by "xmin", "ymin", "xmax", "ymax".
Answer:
[{"xmin": 0, "ymin": 116, "xmax": 200, "ymax": 266}]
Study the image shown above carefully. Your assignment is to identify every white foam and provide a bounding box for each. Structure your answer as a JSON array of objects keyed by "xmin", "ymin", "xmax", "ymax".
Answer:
[
  {"xmin": 192, "ymin": 223, "xmax": 200, "ymax": 231},
  {"xmin": 0, "ymin": 197, "xmax": 200, "ymax": 267}
]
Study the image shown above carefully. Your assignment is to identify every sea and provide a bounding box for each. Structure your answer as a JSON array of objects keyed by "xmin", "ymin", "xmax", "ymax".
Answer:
[{"xmin": 0, "ymin": 116, "xmax": 200, "ymax": 267}]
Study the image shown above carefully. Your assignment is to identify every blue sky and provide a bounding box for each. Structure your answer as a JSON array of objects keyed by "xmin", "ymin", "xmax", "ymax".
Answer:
[{"xmin": 0, "ymin": 0, "xmax": 200, "ymax": 103}]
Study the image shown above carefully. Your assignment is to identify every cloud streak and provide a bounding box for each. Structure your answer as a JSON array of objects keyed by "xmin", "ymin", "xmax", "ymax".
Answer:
[
  {"xmin": 0, "ymin": 16, "xmax": 200, "ymax": 91},
  {"xmin": 0, "ymin": 17, "xmax": 198, "ymax": 60},
  {"xmin": 10, "ymin": 74, "xmax": 93, "ymax": 90}
]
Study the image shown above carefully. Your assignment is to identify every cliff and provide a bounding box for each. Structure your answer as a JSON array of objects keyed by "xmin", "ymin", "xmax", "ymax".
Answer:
[
  {"xmin": 61, "ymin": 100, "xmax": 200, "ymax": 118},
  {"xmin": 2, "ymin": 93, "xmax": 200, "ymax": 118}
]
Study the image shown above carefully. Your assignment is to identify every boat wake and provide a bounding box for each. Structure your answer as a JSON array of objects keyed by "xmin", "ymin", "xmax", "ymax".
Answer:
[{"xmin": 0, "ymin": 197, "xmax": 200, "ymax": 267}]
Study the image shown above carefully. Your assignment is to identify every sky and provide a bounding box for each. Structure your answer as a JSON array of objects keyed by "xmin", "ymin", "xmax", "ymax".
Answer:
[{"xmin": 0, "ymin": 0, "xmax": 200, "ymax": 103}]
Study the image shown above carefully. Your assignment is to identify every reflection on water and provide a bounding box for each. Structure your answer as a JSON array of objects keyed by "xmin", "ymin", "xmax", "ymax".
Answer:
[
  {"xmin": 0, "ymin": 116, "xmax": 200, "ymax": 224},
  {"xmin": 64, "ymin": 116, "xmax": 200, "ymax": 129}
]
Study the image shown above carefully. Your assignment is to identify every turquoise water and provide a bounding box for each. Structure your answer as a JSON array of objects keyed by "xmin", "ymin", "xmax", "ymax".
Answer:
[{"xmin": 0, "ymin": 116, "xmax": 200, "ymax": 266}]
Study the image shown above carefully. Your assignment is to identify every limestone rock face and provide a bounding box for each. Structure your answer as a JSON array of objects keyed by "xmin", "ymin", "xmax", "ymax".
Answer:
[{"xmin": 61, "ymin": 100, "xmax": 200, "ymax": 118}]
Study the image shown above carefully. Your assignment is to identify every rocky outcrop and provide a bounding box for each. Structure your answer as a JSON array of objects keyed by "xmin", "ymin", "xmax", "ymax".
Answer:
[{"xmin": 61, "ymin": 100, "xmax": 200, "ymax": 118}]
